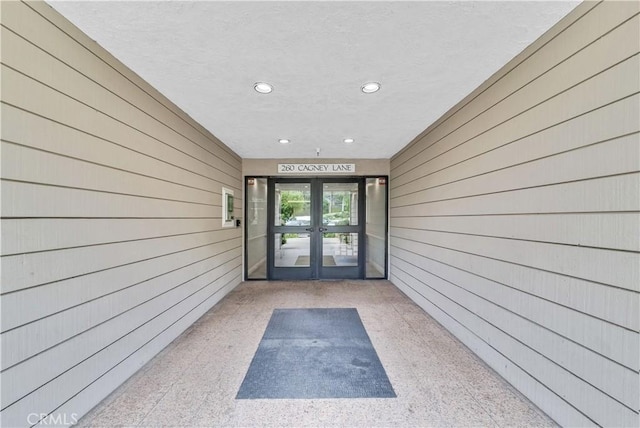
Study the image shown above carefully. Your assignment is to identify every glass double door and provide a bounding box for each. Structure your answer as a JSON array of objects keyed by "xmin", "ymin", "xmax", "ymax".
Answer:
[{"xmin": 268, "ymin": 178, "xmax": 364, "ymax": 280}]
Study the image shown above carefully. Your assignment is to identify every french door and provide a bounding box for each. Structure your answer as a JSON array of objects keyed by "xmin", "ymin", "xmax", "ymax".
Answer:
[{"xmin": 267, "ymin": 178, "xmax": 364, "ymax": 280}]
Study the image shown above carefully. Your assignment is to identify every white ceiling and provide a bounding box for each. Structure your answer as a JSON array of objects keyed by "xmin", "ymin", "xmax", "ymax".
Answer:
[{"xmin": 49, "ymin": 1, "xmax": 579, "ymax": 159}]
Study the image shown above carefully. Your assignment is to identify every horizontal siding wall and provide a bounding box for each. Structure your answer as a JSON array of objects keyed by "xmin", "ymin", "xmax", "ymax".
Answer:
[
  {"xmin": 0, "ymin": 1, "xmax": 243, "ymax": 426},
  {"xmin": 389, "ymin": 2, "xmax": 639, "ymax": 427}
]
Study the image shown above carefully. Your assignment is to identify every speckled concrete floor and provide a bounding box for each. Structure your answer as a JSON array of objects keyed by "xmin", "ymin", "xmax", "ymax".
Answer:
[{"xmin": 77, "ymin": 280, "xmax": 557, "ymax": 427}]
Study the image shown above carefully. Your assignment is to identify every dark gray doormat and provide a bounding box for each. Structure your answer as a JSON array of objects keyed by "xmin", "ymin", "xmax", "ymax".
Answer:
[{"xmin": 236, "ymin": 308, "xmax": 396, "ymax": 399}]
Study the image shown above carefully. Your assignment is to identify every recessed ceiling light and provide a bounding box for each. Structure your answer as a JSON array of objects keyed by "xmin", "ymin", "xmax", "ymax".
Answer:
[
  {"xmin": 361, "ymin": 82, "xmax": 381, "ymax": 94},
  {"xmin": 343, "ymin": 138, "xmax": 354, "ymax": 144},
  {"xmin": 254, "ymin": 82, "xmax": 273, "ymax": 94},
  {"xmin": 278, "ymin": 139, "xmax": 290, "ymax": 144}
]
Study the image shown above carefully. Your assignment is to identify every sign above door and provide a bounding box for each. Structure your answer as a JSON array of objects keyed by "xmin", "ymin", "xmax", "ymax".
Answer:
[{"xmin": 278, "ymin": 163, "xmax": 356, "ymax": 174}]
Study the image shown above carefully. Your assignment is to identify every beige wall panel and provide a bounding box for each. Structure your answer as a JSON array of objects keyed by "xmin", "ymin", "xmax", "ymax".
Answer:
[
  {"xmin": 392, "ymin": 1, "xmax": 639, "ymax": 169},
  {"xmin": 391, "ymin": 174, "xmax": 640, "ymax": 217},
  {"xmin": 390, "ymin": 246, "xmax": 638, "ymax": 408},
  {"xmin": 390, "ymin": 265, "xmax": 637, "ymax": 428},
  {"xmin": 390, "ymin": 238, "xmax": 637, "ymax": 331},
  {"xmin": 392, "ymin": 227, "xmax": 638, "ymax": 291},
  {"xmin": 1, "ymin": 245, "xmax": 241, "ymax": 370},
  {"xmin": 392, "ymin": 95, "xmax": 640, "ymax": 193},
  {"xmin": 1, "ymin": 67, "xmax": 241, "ymax": 190},
  {"xmin": 393, "ymin": 54, "xmax": 639, "ymax": 181},
  {"xmin": 47, "ymin": 271, "xmax": 240, "ymax": 426},
  {"xmin": 393, "ymin": 135, "xmax": 639, "ymax": 208},
  {"xmin": 1, "ymin": 105, "xmax": 225, "ymax": 196},
  {"xmin": 2, "ymin": 255, "xmax": 240, "ymax": 408},
  {"xmin": 1, "ymin": 143, "xmax": 217, "ymax": 205},
  {"xmin": 391, "ymin": 259, "xmax": 637, "ymax": 413},
  {"xmin": 390, "ymin": 4, "xmax": 639, "ymax": 426},
  {"xmin": 2, "ymin": 237, "xmax": 238, "ymax": 331},
  {"xmin": 2, "ymin": 2, "xmax": 241, "ymax": 169},
  {"xmin": 392, "ymin": 264, "xmax": 635, "ymax": 426},
  {"xmin": 396, "ymin": 278, "xmax": 597, "ymax": 427},
  {"xmin": 1, "ymin": 181, "xmax": 222, "ymax": 219},
  {"xmin": 394, "ymin": 46, "xmax": 639, "ymax": 181},
  {"xmin": 0, "ymin": 1, "xmax": 243, "ymax": 424},
  {"xmin": 0, "ymin": 70, "xmax": 241, "ymax": 191},
  {"xmin": 1, "ymin": 218, "xmax": 221, "ymax": 255},
  {"xmin": 243, "ymin": 158, "xmax": 390, "ymax": 176},
  {"xmin": 391, "ymin": 240, "xmax": 638, "ymax": 368},
  {"xmin": 452, "ymin": 2, "xmax": 638, "ymax": 125},
  {"xmin": 391, "ymin": 212, "xmax": 640, "ymax": 252},
  {"xmin": 2, "ymin": 230, "xmax": 238, "ymax": 293},
  {"xmin": 0, "ymin": 266, "xmax": 240, "ymax": 427},
  {"xmin": 18, "ymin": 2, "xmax": 237, "ymax": 164}
]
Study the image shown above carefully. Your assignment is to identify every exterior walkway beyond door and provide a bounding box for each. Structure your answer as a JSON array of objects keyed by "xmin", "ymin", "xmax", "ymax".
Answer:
[{"xmin": 245, "ymin": 177, "xmax": 388, "ymax": 280}]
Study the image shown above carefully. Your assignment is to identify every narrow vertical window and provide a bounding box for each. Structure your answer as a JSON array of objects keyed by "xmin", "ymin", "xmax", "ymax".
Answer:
[{"xmin": 245, "ymin": 178, "xmax": 268, "ymax": 279}]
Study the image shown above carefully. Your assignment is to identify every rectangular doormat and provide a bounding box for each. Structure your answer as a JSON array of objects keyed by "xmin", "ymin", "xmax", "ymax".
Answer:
[
  {"xmin": 294, "ymin": 255, "xmax": 336, "ymax": 266},
  {"xmin": 236, "ymin": 308, "xmax": 396, "ymax": 399}
]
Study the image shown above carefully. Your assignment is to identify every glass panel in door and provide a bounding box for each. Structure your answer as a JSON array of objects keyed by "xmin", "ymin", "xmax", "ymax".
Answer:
[
  {"xmin": 271, "ymin": 182, "xmax": 313, "ymax": 279},
  {"xmin": 322, "ymin": 182, "xmax": 358, "ymax": 227},
  {"xmin": 319, "ymin": 181, "xmax": 361, "ymax": 279},
  {"xmin": 322, "ymin": 233, "xmax": 358, "ymax": 266}
]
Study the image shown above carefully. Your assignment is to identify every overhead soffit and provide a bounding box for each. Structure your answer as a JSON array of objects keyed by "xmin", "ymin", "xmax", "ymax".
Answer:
[{"xmin": 48, "ymin": 1, "xmax": 579, "ymax": 159}]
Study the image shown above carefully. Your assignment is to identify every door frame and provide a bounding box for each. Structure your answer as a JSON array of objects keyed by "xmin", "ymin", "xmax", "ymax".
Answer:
[
  {"xmin": 266, "ymin": 177, "xmax": 365, "ymax": 280},
  {"xmin": 267, "ymin": 177, "xmax": 313, "ymax": 280},
  {"xmin": 243, "ymin": 175, "xmax": 388, "ymax": 280},
  {"xmin": 315, "ymin": 177, "xmax": 365, "ymax": 280}
]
